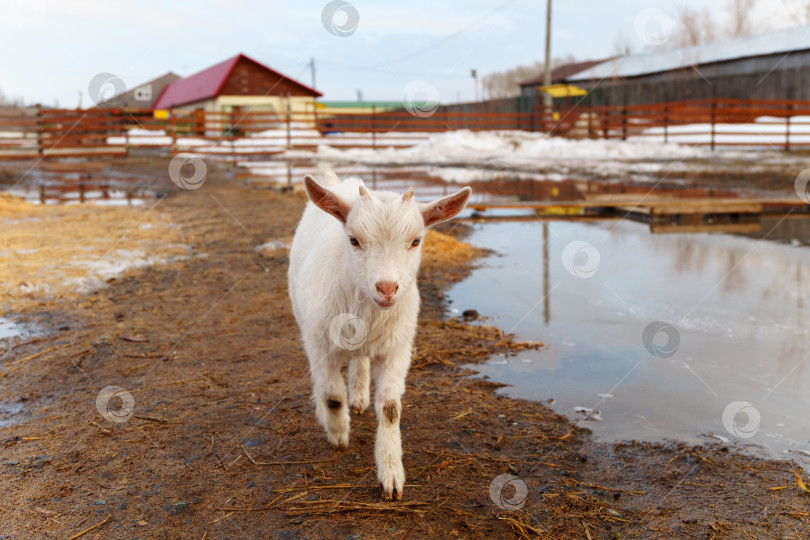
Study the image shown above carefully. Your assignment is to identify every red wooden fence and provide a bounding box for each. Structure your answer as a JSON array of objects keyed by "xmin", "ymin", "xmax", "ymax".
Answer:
[{"xmin": 2, "ymin": 98, "xmax": 810, "ymax": 160}]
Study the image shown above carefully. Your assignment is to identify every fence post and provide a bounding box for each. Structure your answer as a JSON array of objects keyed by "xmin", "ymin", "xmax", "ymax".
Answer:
[
  {"xmin": 710, "ymin": 100, "xmax": 716, "ymax": 151},
  {"xmin": 170, "ymin": 109, "xmax": 177, "ymax": 154},
  {"xmin": 602, "ymin": 106, "xmax": 608, "ymax": 138},
  {"xmin": 36, "ymin": 105, "xmax": 43, "ymax": 157},
  {"xmin": 587, "ymin": 106, "xmax": 593, "ymax": 138},
  {"xmin": 121, "ymin": 109, "xmax": 130, "ymax": 155},
  {"xmin": 663, "ymin": 105, "xmax": 669, "ymax": 144},
  {"xmin": 286, "ymin": 99, "xmax": 292, "ymax": 149},
  {"xmin": 371, "ymin": 106, "xmax": 376, "ymax": 148},
  {"xmin": 312, "ymin": 100, "xmax": 318, "ymax": 134},
  {"xmin": 786, "ymin": 104, "xmax": 793, "ymax": 152},
  {"xmin": 621, "ymin": 106, "xmax": 627, "ymax": 141}
]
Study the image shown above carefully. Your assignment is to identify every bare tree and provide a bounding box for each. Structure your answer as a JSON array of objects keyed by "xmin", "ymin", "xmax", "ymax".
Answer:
[
  {"xmin": 612, "ymin": 31, "xmax": 635, "ymax": 57},
  {"xmin": 726, "ymin": 0, "xmax": 757, "ymax": 38},
  {"xmin": 481, "ymin": 56, "xmax": 576, "ymax": 99},
  {"xmin": 780, "ymin": 0, "xmax": 810, "ymax": 24},
  {"xmin": 0, "ymin": 89, "xmax": 24, "ymax": 107},
  {"xmin": 674, "ymin": 6, "xmax": 717, "ymax": 47},
  {"xmin": 672, "ymin": 1, "xmax": 763, "ymax": 48},
  {"xmin": 481, "ymin": 61, "xmax": 543, "ymax": 99}
]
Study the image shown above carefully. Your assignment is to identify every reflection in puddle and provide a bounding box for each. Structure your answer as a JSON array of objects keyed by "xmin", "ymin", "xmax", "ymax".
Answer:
[
  {"xmin": 3, "ymin": 161, "xmax": 159, "ymax": 206},
  {"xmin": 448, "ymin": 216, "xmax": 810, "ymax": 458}
]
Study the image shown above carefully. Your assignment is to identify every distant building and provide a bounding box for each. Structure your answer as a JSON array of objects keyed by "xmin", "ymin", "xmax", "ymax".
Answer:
[
  {"xmin": 567, "ymin": 25, "xmax": 810, "ymax": 105},
  {"xmin": 519, "ymin": 58, "xmax": 616, "ymax": 98},
  {"xmin": 318, "ymin": 101, "xmax": 404, "ymax": 114},
  {"xmin": 153, "ymin": 53, "xmax": 321, "ymax": 116},
  {"xmin": 97, "ymin": 72, "xmax": 181, "ymax": 109}
]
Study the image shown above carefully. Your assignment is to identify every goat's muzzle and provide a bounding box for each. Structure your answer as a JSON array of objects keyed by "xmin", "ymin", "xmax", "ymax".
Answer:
[{"xmin": 374, "ymin": 281, "xmax": 399, "ymax": 307}]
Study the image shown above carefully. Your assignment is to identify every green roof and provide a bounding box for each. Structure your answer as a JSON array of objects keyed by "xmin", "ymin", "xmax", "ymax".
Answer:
[{"xmin": 320, "ymin": 101, "xmax": 405, "ymax": 109}]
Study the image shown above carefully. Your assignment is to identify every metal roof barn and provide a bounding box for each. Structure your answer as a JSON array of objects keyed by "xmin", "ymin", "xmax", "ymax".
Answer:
[{"xmin": 567, "ymin": 25, "xmax": 810, "ymax": 105}]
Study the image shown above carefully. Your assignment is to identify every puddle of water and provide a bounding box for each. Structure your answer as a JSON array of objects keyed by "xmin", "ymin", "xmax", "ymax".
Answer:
[
  {"xmin": 448, "ymin": 216, "xmax": 810, "ymax": 459},
  {"xmin": 2, "ymin": 162, "xmax": 159, "ymax": 206},
  {"xmin": 6, "ymin": 185, "xmax": 157, "ymax": 206},
  {"xmin": 239, "ymin": 160, "xmax": 747, "ymax": 205}
]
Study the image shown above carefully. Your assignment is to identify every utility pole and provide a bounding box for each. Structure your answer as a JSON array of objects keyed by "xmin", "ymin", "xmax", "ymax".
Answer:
[
  {"xmin": 309, "ymin": 57, "xmax": 316, "ymax": 90},
  {"xmin": 543, "ymin": 0, "xmax": 553, "ymax": 108},
  {"xmin": 471, "ymin": 68, "xmax": 479, "ymax": 102}
]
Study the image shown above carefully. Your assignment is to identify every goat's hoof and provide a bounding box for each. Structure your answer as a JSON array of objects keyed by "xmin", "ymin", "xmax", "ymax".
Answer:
[
  {"xmin": 349, "ymin": 393, "xmax": 370, "ymax": 415},
  {"xmin": 380, "ymin": 483, "xmax": 403, "ymax": 501},
  {"xmin": 327, "ymin": 431, "xmax": 349, "ymax": 450},
  {"xmin": 378, "ymin": 464, "xmax": 405, "ymax": 501},
  {"xmin": 350, "ymin": 403, "xmax": 367, "ymax": 415}
]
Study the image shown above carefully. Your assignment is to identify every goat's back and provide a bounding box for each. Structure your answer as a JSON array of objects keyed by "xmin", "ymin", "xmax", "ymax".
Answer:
[{"xmin": 288, "ymin": 177, "xmax": 366, "ymax": 327}]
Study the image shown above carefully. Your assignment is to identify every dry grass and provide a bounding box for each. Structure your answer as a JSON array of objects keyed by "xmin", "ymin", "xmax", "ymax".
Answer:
[
  {"xmin": 0, "ymin": 194, "xmax": 187, "ymax": 311},
  {"xmin": 422, "ymin": 229, "xmax": 478, "ymax": 268}
]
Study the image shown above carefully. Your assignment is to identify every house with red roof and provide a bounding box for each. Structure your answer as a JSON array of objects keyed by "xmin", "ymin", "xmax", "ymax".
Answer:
[{"xmin": 152, "ymin": 53, "xmax": 321, "ymax": 134}]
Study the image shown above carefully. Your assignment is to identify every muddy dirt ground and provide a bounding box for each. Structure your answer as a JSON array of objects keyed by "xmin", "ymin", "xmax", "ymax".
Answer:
[{"xmin": 1, "ymin": 158, "xmax": 809, "ymax": 539}]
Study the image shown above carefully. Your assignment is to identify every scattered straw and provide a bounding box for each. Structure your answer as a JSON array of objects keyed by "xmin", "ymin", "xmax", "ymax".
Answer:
[
  {"xmin": 67, "ymin": 513, "xmax": 111, "ymax": 540},
  {"xmin": 792, "ymin": 470, "xmax": 810, "ymax": 493},
  {"xmin": 242, "ymin": 446, "xmax": 335, "ymax": 466}
]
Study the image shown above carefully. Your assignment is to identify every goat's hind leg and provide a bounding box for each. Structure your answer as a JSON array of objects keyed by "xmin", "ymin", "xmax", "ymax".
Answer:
[
  {"xmin": 348, "ymin": 356, "xmax": 370, "ymax": 414},
  {"xmin": 312, "ymin": 356, "xmax": 350, "ymax": 449}
]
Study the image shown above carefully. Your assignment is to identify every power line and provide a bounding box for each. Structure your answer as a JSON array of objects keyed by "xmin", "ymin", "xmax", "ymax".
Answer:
[
  {"xmin": 317, "ymin": 61, "xmax": 474, "ymax": 79},
  {"xmin": 348, "ymin": 0, "xmax": 519, "ymax": 70}
]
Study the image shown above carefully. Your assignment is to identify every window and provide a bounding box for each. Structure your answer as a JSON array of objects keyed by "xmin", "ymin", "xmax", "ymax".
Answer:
[{"xmin": 134, "ymin": 85, "xmax": 152, "ymax": 102}]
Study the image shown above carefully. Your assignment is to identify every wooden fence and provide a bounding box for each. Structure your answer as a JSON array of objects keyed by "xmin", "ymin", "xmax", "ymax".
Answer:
[{"xmin": 2, "ymin": 98, "xmax": 810, "ymax": 160}]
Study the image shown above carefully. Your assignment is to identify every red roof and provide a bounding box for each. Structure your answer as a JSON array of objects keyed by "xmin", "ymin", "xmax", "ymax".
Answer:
[
  {"xmin": 520, "ymin": 58, "xmax": 619, "ymax": 87},
  {"xmin": 153, "ymin": 53, "xmax": 321, "ymax": 109}
]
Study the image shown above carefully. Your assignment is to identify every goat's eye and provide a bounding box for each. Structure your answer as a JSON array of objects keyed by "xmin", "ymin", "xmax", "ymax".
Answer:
[
  {"xmin": 411, "ymin": 238, "xmax": 422, "ymax": 248},
  {"xmin": 349, "ymin": 237, "xmax": 360, "ymax": 247}
]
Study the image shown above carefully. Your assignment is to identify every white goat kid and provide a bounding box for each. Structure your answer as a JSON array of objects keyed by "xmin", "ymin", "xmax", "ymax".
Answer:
[{"xmin": 288, "ymin": 169, "xmax": 471, "ymax": 500}]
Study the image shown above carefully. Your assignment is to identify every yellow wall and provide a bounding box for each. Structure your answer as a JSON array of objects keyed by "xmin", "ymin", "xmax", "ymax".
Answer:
[
  {"xmin": 173, "ymin": 95, "xmax": 318, "ymax": 136},
  {"xmin": 216, "ymin": 95, "xmax": 317, "ymax": 117},
  {"xmin": 317, "ymin": 105, "xmax": 399, "ymax": 115}
]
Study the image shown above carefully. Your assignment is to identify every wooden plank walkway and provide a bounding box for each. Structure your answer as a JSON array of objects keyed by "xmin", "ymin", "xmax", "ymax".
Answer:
[
  {"xmin": 468, "ymin": 196, "xmax": 807, "ymax": 216},
  {"xmin": 465, "ymin": 195, "xmax": 810, "ymax": 233}
]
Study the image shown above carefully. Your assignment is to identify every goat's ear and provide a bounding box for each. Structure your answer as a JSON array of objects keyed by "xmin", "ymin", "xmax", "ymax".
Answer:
[
  {"xmin": 419, "ymin": 187, "xmax": 471, "ymax": 227},
  {"xmin": 304, "ymin": 174, "xmax": 352, "ymax": 223}
]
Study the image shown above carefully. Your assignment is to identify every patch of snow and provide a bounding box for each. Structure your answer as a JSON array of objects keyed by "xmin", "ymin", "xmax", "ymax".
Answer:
[
  {"xmin": 254, "ymin": 240, "xmax": 288, "ymax": 256},
  {"xmin": 285, "ymin": 130, "xmax": 709, "ymax": 176},
  {"xmin": 630, "ymin": 115, "xmax": 810, "ymax": 146},
  {"xmin": 573, "ymin": 406, "xmax": 602, "ymax": 421},
  {"xmin": 67, "ymin": 248, "xmax": 191, "ymax": 294}
]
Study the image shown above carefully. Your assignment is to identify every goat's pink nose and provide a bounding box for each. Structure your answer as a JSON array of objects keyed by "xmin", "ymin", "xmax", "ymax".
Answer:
[{"xmin": 375, "ymin": 281, "xmax": 399, "ymax": 299}]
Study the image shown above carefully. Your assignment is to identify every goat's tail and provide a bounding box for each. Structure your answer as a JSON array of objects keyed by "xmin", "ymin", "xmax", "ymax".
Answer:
[{"xmin": 317, "ymin": 164, "xmax": 341, "ymax": 187}]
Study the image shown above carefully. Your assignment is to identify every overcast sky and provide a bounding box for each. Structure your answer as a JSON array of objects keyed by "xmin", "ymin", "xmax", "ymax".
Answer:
[{"xmin": 0, "ymin": 0, "xmax": 801, "ymax": 107}]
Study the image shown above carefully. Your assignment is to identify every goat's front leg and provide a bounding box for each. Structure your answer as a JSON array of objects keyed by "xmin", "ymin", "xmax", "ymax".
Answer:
[
  {"xmin": 312, "ymin": 355, "xmax": 350, "ymax": 449},
  {"xmin": 348, "ymin": 356, "xmax": 370, "ymax": 414},
  {"xmin": 373, "ymin": 350, "xmax": 411, "ymax": 500}
]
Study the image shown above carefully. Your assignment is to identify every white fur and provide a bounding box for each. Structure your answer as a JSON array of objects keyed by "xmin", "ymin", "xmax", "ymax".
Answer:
[{"xmin": 288, "ymin": 167, "xmax": 470, "ymax": 500}]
